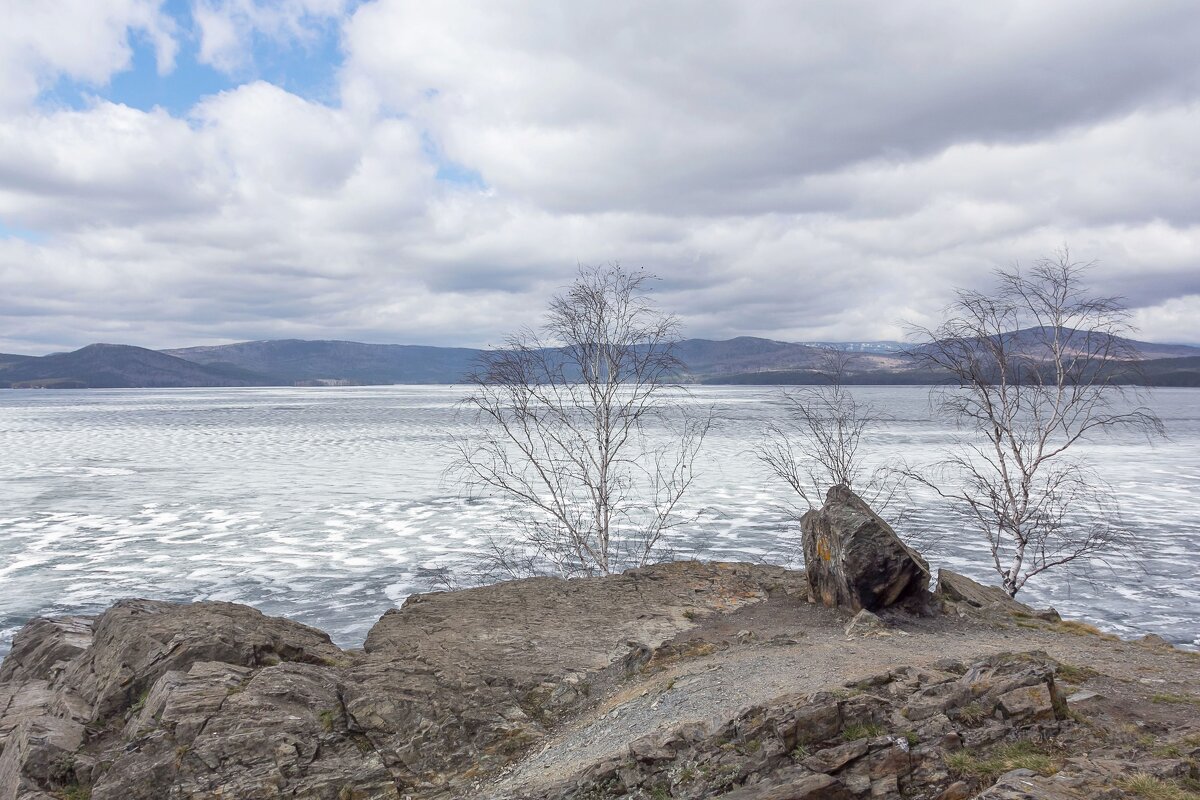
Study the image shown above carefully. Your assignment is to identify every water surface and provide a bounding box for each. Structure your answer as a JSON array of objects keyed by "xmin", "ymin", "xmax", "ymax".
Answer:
[{"xmin": 1, "ymin": 386, "xmax": 1196, "ymax": 655}]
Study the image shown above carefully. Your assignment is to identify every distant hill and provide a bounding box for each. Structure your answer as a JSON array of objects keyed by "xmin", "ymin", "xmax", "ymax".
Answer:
[
  {"xmin": 674, "ymin": 337, "xmax": 829, "ymax": 377},
  {"xmin": 1121, "ymin": 355, "xmax": 1200, "ymax": 387},
  {"xmin": 163, "ymin": 339, "xmax": 482, "ymax": 385},
  {"xmin": 914, "ymin": 327, "xmax": 1200, "ymax": 362},
  {"xmin": 675, "ymin": 337, "xmax": 913, "ymax": 380},
  {"xmin": 168, "ymin": 336, "xmax": 913, "ymax": 385},
  {"xmin": 0, "ymin": 344, "xmax": 270, "ymax": 389},
  {"xmin": 0, "ymin": 334, "xmax": 1196, "ymax": 388},
  {"xmin": 0, "ymin": 352, "xmax": 35, "ymax": 369}
]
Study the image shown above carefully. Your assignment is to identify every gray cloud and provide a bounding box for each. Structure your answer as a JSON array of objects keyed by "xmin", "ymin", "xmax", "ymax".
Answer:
[{"xmin": 1, "ymin": 1, "xmax": 1199, "ymax": 355}]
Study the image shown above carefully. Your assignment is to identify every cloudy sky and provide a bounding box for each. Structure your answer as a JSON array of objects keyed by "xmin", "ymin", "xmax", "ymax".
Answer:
[{"xmin": 1, "ymin": 1, "xmax": 1198, "ymax": 354}]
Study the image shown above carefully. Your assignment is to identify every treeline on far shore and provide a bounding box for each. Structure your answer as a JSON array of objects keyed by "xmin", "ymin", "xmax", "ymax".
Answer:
[{"xmin": 704, "ymin": 356, "xmax": 1200, "ymax": 387}]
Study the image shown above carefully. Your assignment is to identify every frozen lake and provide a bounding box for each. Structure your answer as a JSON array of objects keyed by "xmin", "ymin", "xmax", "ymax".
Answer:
[{"xmin": 1, "ymin": 385, "xmax": 1197, "ymax": 656}]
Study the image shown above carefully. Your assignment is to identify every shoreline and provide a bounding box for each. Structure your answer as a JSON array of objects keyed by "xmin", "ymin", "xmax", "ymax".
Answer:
[{"xmin": 2, "ymin": 562, "xmax": 1199, "ymax": 798}]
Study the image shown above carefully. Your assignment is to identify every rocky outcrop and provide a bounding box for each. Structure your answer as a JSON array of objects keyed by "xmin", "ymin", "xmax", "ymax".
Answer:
[
  {"xmin": 1, "ymin": 561, "xmax": 1196, "ymax": 800},
  {"xmin": 345, "ymin": 562, "xmax": 803, "ymax": 794},
  {"xmin": 801, "ymin": 485, "xmax": 930, "ymax": 611},
  {"xmin": 509, "ymin": 651, "xmax": 1071, "ymax": 799},
  {"xmin": 0, "ymin": 562, "xmax": 803, "ymax": 799},
  {"xmin": 844, "ymin": 609, "xmax": 888, "ymax": 638},
  {"xmin": 936, "ymin": 569, "xmax": 1032, "ymax": 616},
  {"xmin": 0, "ymin": 600, "xmax": 349, "ymax": 800},
  {"xmin": 0, "ymin": 713, "xmax": 84, "ymax": 800},
  {"xmin": 976, "ymin": 755, "xmax": 1199, "ymax": 800},
  {"xmin": 92, "ymin": 661, "xmax": 397, "ymax": 800},
  {"xmin": 0, "ymin": 616, "xmax": 92, "ymax": 685},
  {"xmin": 60, "ymin": 599, "xmax": 344, "ymax": 723}
]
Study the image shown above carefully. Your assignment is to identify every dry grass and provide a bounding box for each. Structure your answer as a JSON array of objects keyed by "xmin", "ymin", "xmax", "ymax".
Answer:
[
  {"xmin": 1151, "ymin": 693, "xmax": 1200, "ymax": 707},
  {"xmin": 841, "ymin": 722, "xmax": 886, "ymax": 741},
  {"xmin": 954, "ymin": 701, "xmax": 990, "ymax": 725},
  {"xmin": 1118, "ymin": 773, "xmax": 1200, "ymax": 800},
  {"xmin": 1051, "ymin": 619, "xmax": 1119, "ymax": 640},
  {"xmin": 1055, "ymin": 662, "xmax": 1098, "ymax": 684},
  {"xmin": 945, "ymin": 740, "xmax": 1060, "ymax": 784}
]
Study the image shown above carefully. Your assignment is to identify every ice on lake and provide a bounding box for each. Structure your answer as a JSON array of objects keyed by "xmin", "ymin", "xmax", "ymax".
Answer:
[{"xmin": 1, "ymin": 385, "xmax": 1197, "ymax": 656}]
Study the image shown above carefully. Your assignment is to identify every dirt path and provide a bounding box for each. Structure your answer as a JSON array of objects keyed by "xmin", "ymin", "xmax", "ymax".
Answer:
[{"xmin": 486, "ymin": 594, "xmax": 1200, "ymax": 796}]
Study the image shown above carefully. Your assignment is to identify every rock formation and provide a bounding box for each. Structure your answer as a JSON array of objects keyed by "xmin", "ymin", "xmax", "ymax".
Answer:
[
  {"xmin": 0, "ymin": 563, "xmax": 802, "ymax": 799},
  {"xmin": 936, "ymin": 570, "xmax": 1030, "ymax": 614},
  {"xmin": 0, "ymin": 560, "xmax": 1197, "ymax": 800},
  {"xmin": 801, "ymin": 485, "xmax": 930, "ymax": 611},
  {"xmin": 517, "ymin": 650, "xmax": 1071, "ymax": 799}
]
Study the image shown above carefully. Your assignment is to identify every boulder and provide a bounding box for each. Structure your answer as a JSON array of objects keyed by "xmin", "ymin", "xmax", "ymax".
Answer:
[
  {"xmin": 801, "ymin": 485, "xmax": 930, "ymax": 611},
  {"xmin": 0, "ymin": 715, "xmax": 84, "ymax": 800},
  {"xmin": 58, "ymin": 598, "xmax": 343, "ymax": 722},
  {"xmin": 91, "ymin": 662, "xmax": 398, "ymax": 800},
  {"xmin": 0, "ymin": 617, "xmax": 93, "ymax": 684},
  {"xmin": 936, "ymin": 570, "xmax": 1032, "ymax": 615}
]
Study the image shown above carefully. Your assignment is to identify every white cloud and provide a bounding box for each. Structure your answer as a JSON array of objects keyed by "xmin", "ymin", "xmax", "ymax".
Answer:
[
  {"xmin": 0, "ymin": 0, "xmax": 176, "ymax": 111},
  {"xmin": 1132, "ymin": 294, "xmax": 1200, "ymax": 346},
  {"xmin": 342, "ymin": 1, "xmax": 1200, "ymax": 215},
  {"xmin": 1, "ymin": 1, "xmax": 1199, "ymax": 354},
  {"xmin": 193, "ymin": 0, "xmax": 350, "ymax": 74}
]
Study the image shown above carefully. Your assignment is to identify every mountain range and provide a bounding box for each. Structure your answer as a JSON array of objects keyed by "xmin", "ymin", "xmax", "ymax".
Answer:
[{"xmin": 1, "ymin": 334, "xmax": 1198, "ymax": 389}]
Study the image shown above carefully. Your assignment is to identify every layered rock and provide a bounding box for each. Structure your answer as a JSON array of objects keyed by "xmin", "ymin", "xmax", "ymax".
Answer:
[
  {"xmin": 92, "ymin": 661, "xmax": 397, "ymax": 800},
  {"xmin": 1, "ymin": 560, "xmax": 1196, "ymax": 800},
  {"xmin": 0, "ymin": 562, "xmax": 802, "ymax": 799},
  {"xmin": 936, "ymin": 569, "xmax": 1031, "ymax": 615},
  {"xmin": 507, "ymin": 651, "xmax": 1072, "ymax": 799},
  {"xmin": 801, "ymin": 485, "xmax": 930, "ymax": 611}
]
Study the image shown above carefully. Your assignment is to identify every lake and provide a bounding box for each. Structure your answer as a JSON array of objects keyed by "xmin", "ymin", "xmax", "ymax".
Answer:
[{"xmin": 1, "ymin": 385, "xmax": 1197, "ymax": 656}]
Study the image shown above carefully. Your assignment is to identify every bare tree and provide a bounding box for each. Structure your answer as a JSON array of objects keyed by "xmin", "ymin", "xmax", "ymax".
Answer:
[
  {"xmin": 754, "ymin": 349, "xmax": 910, "ymax": 560},
  {"xmin": 451, "ymin": 265, "xmax": 710, "ymax": 578},
  {"xmin": 756, "ymin": 349, "xmax": 898, "ymax": 506},
  {"xmin": 906, "ymin": 249, "xmax": 1164, "ymax": 597}
]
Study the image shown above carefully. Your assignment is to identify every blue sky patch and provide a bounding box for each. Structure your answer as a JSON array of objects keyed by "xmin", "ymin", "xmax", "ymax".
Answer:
[
  {"xmin": 0, "ymin": 218, "xmax": 46, "ymax": 244},
  {"xmin": 42, "ymin": 0, "xmax": 348, "ymax": 115},
  {"xmin": 421, "ymin": 131, "xmax": 487, "ymax": 189}
]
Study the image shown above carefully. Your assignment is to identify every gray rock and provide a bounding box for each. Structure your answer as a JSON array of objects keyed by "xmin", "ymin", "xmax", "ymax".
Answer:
[
  {"xmin": 0, "ymin": 564, "xmax": 1170, "ymax": 800},
  {"xmin": 803, "ymin": 738, "xmax": 869, "ymax": 772},
  {"xmin": 974, "ymin": 768, "xmax": 1111, "ymax": 799},
  {"xmin": 718, "ymin": 771, "xmax": 853, "ymax": 799},
  {"xmin": 1137, "ymin": 633, "xmax": 1176, "ymax": 649},
  {"xmin": 92, "ymin": 662, "xmax": 398, "ymax": 800},
  {"xmin": 58, "ymin": 598, "xmax": 343, "ymax": 722},
  {"xmin": 996, "ymin": 683, "xmax": 1062, "ymax": 722},
  {"xmin": 0, "ymin": 617, "xmax": 93, "ymax": 684},
  {"xmin": 0, "ymin": 681, "xmax": 55, "ymax": 746},
  {"xmin": 936, "ymin": 570, "xmax": 1032, "ymax": 616},
  {"xmin": 845, "ymin": 609, "xmax": 889, "ymax": 638},
  {"xmin": 801, "ymin": 485, "xmax": 930, "ymax": 611},
  {"xmin": 344, "ymin": 561, "xmax": 799, "ymax": 790},
  {"xmin": 0, "ymin": 714, "xmax": 84, "ymax": 800}
]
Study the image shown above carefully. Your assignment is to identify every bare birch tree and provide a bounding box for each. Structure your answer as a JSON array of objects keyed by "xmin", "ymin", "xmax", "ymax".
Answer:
[
  {"xmin": 452, "ymin": 265, "xmax": 710, "ymax": 578},
  {"xmin": 755, "ymin": 348, "xmax": 901, "ymax": 513},
  {"xmin": 907, "ymin": 249, "xmax": 1164, "ymax": 597},
  {"xmin": 754, "ymin": 349, "xmax": 912, "ymax": 566}
]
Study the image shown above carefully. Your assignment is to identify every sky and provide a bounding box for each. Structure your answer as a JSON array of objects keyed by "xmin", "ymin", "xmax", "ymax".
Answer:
[{"xmin": 1, "ymin": 1, "xmax": 1199, "ymax": 355}]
